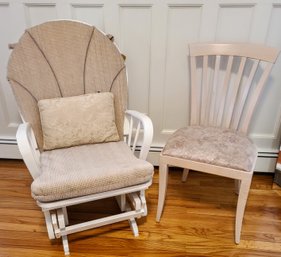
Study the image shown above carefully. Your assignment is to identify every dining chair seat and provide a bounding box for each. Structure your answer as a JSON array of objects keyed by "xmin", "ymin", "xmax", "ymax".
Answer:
[{"xmin": 162, "ymin": 126, "xmax": 257, "ymax": 172}]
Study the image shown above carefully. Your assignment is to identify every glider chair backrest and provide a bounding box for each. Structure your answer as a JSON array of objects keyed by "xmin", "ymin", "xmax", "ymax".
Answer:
[{"xmin": 8, "ymin": 20, "xmax": 127, "ymax": 150}]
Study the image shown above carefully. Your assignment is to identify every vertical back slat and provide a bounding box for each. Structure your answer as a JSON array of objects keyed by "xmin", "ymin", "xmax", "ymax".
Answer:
[
  {"xmin": 189, "ymin": 42, "xmax": 279, "ymax": 133},
  {"xmin": 223, "ymin": 56, "xmax": 247, "ymax": 128},
  {"xmin": 216, "ymin": 55, "xmax": 234, "ymax": 126},
  {"xmin": 240, "ymin": 63, "xmax": 273, "ymax": 133},
  {"xmin": 200, "ymin": 55, "xmax": 209, "ymax": 125},
  {"xmin": 209, "ymin": 55, "xmax": 221, "ymax": 125},
  {"xmin": 231, "ymin": 59, "xmax": 259, "ymax": 130},
  {"xmin": 190, "ymin": 56, "xmax": 199, "ymax": 125}
]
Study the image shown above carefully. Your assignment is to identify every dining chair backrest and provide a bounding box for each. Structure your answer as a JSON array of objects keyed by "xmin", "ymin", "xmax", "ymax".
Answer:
[{"xmin": 189, "ymin": 43, "xmax": 279, "ymax": 133}]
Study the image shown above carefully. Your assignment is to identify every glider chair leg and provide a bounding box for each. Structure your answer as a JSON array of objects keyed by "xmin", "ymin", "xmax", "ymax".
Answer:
[
  {"xmin": 140, "ymin": 190, "xmax": 147, "ymax": 216},
  {"xmin": 116, "ymin": 194, "xmax": 127, "ymax": 212},
  {"xmin": 39, "ymin": 184, "xmax": 151, "ymax": 255},
  {"xmin": 43, "ymin": 210, "xmax": 55, "ymax": 239},
  {"xmin": 62, "ymin": 207, "xmax": 69, "ymax": 226},
  {"xmin": 129, "ymin": 218, "xmax": 139, "ymax": 236},
  {"xmin": 126, "ymin": 190, "xmax": 148, "ymax": 237},
  {"xmin": 235, "ymin": 175, "xmax": 252, "ymax": 244},
  {"xmin": 51, "ymin": 209, "xmax": 70, "ymax": 255},
  {"xmin": 156, "ymin": 162, "xmax": 169, "ymax": 222},
  {"xmin": 57, "ymin": 209, "xmax": 70, "ymax": 255},
  {"xmin": 182, "ymin": 168, "xmax": 189, "ymax": 182}
]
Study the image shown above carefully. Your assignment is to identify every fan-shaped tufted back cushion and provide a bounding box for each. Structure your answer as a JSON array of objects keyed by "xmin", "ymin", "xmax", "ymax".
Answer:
[{"xmin": 7, "ymin": 20, "xmax": 127, "ymax": 150}]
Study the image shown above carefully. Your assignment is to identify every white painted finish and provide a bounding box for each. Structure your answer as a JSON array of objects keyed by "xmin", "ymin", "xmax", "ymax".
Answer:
[
  {"xmin": 189, "ymin": 43, "xmax": 279, "ymax": 133},
  {"xmin": 1, "ymin": 0, "xmax": 281, "ymax": 172},
  {"xmin": 16, "ymin": 123, "xmax": 41, "ymax": 178},
  {"xmin": 156, "ymin": 42, "xmax": 278, "ymax": 244},
  {"xmin": 17, "ymin": 109, "xmax": 153, "ymax": 255},
  {"xmin": 125, "ymin": 110, "xmax": 154, "ymax": 160}
]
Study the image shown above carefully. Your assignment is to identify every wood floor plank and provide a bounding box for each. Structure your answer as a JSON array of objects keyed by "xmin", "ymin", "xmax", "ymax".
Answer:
[{"xmin": 0, "ymin": 160, "xmax": 281, "ymax": 256}]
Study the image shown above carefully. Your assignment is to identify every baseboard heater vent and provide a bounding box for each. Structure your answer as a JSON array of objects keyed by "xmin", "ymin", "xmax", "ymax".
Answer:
[{"xmin": 0, "ymin": 139, "xmax": 17, "ymax": 145}]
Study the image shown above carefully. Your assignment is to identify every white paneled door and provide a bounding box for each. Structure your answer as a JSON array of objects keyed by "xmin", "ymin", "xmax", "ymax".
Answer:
[{"xmin": 1, "ymin": 0, "xmax": 281, "ymax": 172}]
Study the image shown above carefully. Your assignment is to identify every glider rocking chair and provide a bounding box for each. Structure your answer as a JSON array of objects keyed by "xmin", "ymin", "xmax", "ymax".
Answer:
[{"xmin": 7, "ymin": 20, "xmax": 154, "ymax": 255}]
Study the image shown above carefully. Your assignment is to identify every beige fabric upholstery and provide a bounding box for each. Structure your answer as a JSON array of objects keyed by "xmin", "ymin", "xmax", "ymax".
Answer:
[
  {"xmin": 38, "ymin": 92, "xmax": 119, "ymax": 150},
  {"xmin": 7, "ymin": 20, "xmax": 127, "ymax": 150},
  {"xmin": 162, "ymin": 126, "xmax": 257, "ymax": 172},
  {"xmin": 32, "ymin": 141, "xmax": 154, "ymax": 202}
]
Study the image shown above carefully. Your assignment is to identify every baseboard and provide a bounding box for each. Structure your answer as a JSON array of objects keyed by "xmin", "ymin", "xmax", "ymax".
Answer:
[{"xmin": 0, "ymin": 140, "xmax": 22, "ymax": 159}]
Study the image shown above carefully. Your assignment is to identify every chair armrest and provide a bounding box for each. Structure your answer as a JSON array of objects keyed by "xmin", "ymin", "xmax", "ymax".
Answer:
[
  {"xmin": 16, "ymin": 123, "xmax": 41, "ymax": 179},
  {"xmin": 125, "ymin": 110, "xmax": 153, "ymax": 160}
]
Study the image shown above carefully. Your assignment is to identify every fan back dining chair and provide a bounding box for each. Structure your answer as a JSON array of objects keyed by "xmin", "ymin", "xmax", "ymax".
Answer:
[
  {"xmin": 156, "ymin": 43, "xmax": 279, "ymax": 243},
  {"xmin": 7, "ymin": 20, "xmax": 154, "ymax": 255}
]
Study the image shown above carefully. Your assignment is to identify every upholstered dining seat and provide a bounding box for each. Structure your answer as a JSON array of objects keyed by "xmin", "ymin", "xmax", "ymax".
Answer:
[{"xmin": 162, "ymin": 126, "xmax": 257, "ymax": 172}]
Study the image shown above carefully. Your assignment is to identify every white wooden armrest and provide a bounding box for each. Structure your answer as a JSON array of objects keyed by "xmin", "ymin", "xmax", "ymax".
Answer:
[
  {"xmin": 124, "ymin": 110, "xmax": 153, "ymax": 160},
  {"xmin": 16, "ymin": 123, "xmax": 41, "ymax": 179}
]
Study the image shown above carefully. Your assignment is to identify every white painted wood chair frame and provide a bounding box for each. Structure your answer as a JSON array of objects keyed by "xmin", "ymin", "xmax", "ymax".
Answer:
[
  {"xmin": 156, "ymin": 43, "xmax": 279, "ymax": 244},
  {"xmin": 17, "ymin": 108, "xmax": 153, "ymax": 255}
]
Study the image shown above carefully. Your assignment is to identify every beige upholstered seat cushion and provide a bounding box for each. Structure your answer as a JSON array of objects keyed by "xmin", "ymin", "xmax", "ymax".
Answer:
[
  {"xmin": 162, "ymin": 126, "xmax": 257, "ymax": 172},
  {"xmin": 38, "ymin": 92, "xmax": 119, "ymax": 150},
  {"xmin": 31, "ymin": 141, "xmax": 154, "ymax": 202}
]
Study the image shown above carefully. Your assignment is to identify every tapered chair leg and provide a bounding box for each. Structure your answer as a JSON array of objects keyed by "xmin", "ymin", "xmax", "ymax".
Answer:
[
  {"xmin": 235, "ymin": 175, "xmax": 252, "ymax": 244},
  {"xmin": 156, "ymin": 162, "xmax": 169, "ymax": 222},
  {"xmin": 235, "ymin": 179, "xmax": 241, "ymax": 195}
]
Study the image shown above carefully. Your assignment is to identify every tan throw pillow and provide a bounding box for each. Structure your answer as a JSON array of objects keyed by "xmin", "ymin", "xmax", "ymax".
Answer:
[{"xmin": 38, "ymin": 92, "xmax": 120, "ymax": 150}]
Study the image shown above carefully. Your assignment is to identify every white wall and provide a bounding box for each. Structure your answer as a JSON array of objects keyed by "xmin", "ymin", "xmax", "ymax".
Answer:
[{"xmin": 1, "ymin": 0, "xmax": 281, "ymax": 171}]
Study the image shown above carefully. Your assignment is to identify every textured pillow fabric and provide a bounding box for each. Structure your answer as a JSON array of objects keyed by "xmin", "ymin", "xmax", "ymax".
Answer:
[{"xmin": 38, "ymin": 92, "xmax": 120, "ymax": 150}]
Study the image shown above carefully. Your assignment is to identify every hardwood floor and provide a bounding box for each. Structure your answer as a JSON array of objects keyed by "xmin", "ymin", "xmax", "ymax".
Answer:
[{"xmin": 1, "ymin": 159, "xmax": 281, "ymax": 256}]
